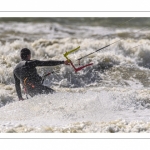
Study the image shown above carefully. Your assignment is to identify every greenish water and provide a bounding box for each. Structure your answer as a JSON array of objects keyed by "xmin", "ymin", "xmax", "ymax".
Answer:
[{"xmin": 0, "ymin": 17, "xmax": 149, "ymax": 27}]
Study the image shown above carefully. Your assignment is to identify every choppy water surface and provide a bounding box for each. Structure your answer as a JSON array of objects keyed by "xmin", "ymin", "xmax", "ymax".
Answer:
[{"xmin": 0, "ymin": 17, "xmax": 150, "ymax": 133}]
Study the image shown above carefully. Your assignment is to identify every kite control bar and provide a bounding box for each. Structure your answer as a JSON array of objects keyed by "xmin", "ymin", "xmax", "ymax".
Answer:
[{"xmin": 64, "ymin": 46, "xmax": 93, "ymax": 73}]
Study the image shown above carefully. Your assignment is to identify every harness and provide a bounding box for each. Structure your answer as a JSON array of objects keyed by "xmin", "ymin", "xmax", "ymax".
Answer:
[
  {"xmin": 24, "ymin": 78, "xmax": 35, "ymax": 88},
  {"xmin": 23, "ymin": 77, "xmax": 35, "ymax": 99}
]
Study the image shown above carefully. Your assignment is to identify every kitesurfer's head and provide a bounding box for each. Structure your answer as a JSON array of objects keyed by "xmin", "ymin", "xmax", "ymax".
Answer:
[{"xmin": 20, "ymin": 48, "xmax": 31, "ymax": 60}]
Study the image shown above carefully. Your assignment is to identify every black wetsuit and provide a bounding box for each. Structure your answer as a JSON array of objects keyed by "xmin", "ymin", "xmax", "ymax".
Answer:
[{"xmin": 13, "ymin": 60, "xmax": 64, "ymax": 99}]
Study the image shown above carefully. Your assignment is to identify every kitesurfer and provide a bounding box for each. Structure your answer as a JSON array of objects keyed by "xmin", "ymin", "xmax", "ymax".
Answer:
[{"xmin": 13, "ymin": 48, "xmax": 70, "ymax": 100}]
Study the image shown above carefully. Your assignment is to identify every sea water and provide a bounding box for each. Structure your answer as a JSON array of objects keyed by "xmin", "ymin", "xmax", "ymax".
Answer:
[{"xmin": 0, "ymin": 17, "xmax": 150, "ymax": 133}]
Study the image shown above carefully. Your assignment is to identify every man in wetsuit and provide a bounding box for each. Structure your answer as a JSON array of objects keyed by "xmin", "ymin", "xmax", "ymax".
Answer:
[{"xmin": 13, "ymin": 48, "xmax": 70, "ymax": 100}]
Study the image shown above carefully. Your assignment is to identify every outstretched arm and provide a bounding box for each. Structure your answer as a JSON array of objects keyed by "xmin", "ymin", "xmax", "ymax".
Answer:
[
  {"xmin": 14, "ymin": 74, "xmax": 24, "ymax": 100},
  {"xmin": 26, "ymin": 60, "xmax": 70, "ymax": 67}
]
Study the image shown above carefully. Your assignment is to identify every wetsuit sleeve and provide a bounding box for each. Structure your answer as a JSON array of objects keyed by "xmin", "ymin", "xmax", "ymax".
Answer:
[
  {"xmin": 14, "ymin": 73, "xmax": 23, "ymax": 99},
  {"xmin": 27, "ymin": 60, "xmax": 64, "ymax": 67}
]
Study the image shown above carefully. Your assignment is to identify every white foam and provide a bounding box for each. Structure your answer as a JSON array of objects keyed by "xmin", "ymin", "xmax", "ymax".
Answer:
[{"xmin": 0, "ymin": 88, "xmax": 150, "ymax": 132}]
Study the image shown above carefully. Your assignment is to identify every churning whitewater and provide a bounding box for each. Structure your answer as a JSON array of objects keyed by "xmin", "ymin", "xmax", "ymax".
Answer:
[{"xmin": 0, "ymin": 18, "xmax": 150, "ymax": 133}]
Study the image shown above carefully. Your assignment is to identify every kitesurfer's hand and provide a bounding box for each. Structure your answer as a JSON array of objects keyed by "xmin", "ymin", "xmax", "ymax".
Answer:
[{"xmin": 64, "ymin": 60, "xmax": 70, "ymax": 65}]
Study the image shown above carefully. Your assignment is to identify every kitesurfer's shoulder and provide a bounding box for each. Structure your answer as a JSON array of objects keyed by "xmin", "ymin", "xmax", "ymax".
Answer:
[{"xmin": 14, "ymin": 60, "xmax": 26, "ymax": 70}]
